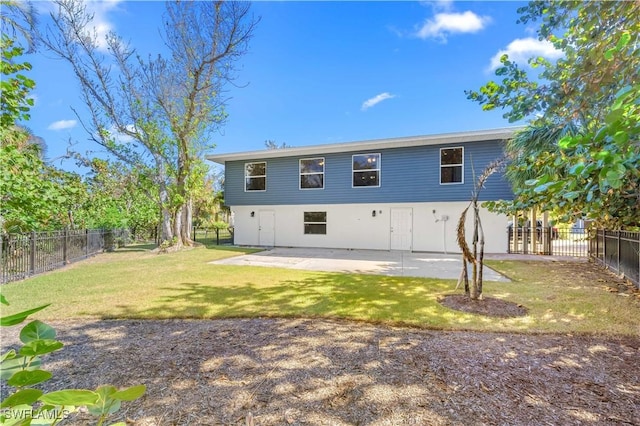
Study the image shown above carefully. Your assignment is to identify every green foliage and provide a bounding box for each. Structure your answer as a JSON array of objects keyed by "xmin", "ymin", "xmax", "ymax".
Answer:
[
  {"xmin": 0, "ymin": 35, "xmax": 86, "ymax": 233},
  {"xmin": 0, "ymin": 305, "xmax": 49, "ymax": 327},
  {"xmin": 211, "ymin": 221, "xmax": 230, "ymax": 230},
  {"xmin": 0, "ymin": 136, "xmax": 159, "ymax": 233},
  {"xmin": 0, "ymin": 140, "xmax": 87, "ymax": 233},
  {"xmin": 0, "ymin": 35, "xmax": 34, "ymax": 129},
  {"xmin": 73, "ymin": 159, "xmax": 158, "ymax": 230},
  {"xmin": 158, "ymin": 236, "xmax": 179, "ymax": 252},
  {"xmin": 0, "ymin": 296, "xmax": 145, "ymax": 425},
  {"xmin": 1, "ymin": 28, "xmax": 157, "ymax": 234},
  {"xmin": 469, "ymin": 1, "xmax": 640, "ymax": 227},
  {"xmin": 192, "ymin": 165, "xmax": 229, "ymax": 228}
]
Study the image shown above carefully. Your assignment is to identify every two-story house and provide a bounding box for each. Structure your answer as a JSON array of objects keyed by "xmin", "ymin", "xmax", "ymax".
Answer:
[{"xmin": 207, "ymin": 128, "xmax": 516, "ymax": 253}]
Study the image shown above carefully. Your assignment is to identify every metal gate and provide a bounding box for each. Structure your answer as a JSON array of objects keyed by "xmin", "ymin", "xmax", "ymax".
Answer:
[{"xmin": 507, "ymin": 226, "xmax": 589, "ymax": 257}]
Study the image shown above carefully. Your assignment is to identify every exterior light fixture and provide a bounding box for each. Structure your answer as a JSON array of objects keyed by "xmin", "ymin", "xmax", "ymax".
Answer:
[
  {"xmin": 372, "ymin": 210, "xmax": 376, "ymax": 217},
  {"xmin": 250, "ymin": 211, "xmax": 255, "ymax": 217}
]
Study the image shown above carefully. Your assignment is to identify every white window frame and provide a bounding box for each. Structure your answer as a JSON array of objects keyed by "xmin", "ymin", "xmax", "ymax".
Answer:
[
  {"xmin": 303, "ymin": 211, "xmax": 327, "ymax": 235},
  {"xmin": 299, "ymin": 157, "xmax": 325, "ymax": 190},
  {"xmin": 439, "ymin": 147, "xmax": 464, "ymax": 185},
  {"xmin": 352, "ymin": 153, "xmax": 381, "ymax": 188},
  {"xmin": 244, "ymin": 161, "xmax": 266, "ymax": 192}
]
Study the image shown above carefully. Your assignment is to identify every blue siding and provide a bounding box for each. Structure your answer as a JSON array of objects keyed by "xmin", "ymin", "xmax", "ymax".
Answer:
[{"xmin": 225, "ymin": 140, "xmax": 513, "ymax": 205}]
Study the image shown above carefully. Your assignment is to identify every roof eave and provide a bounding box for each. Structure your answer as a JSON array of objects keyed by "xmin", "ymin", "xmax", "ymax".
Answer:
[{"xmin": 206, "ymin": 126, "xmax": 522, "ymax": 165}]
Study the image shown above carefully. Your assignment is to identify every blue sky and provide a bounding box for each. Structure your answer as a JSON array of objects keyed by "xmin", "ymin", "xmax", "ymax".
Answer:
[{"xmin": 24, "ymin": 1, "xmax": 561, "ymax": 173}]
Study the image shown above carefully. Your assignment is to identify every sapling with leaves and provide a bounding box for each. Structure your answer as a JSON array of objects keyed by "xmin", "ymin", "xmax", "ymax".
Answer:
[{"xmin": 456, "ymin": 157, "xmax": 507, "ymax": 300}]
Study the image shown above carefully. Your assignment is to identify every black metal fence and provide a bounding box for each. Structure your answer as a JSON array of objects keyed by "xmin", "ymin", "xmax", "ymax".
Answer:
[
  {"xmin": 590, "ymin": 229, "xmax": 640, "ymax": 289},
  {"xmin": 507, "ymin": 226, "xmax": 589, "ymax": 257},
  {"xmin": 192, "ymin": 227, "xmax": 234, "ymax": 246},
  {"xmin": 1, "ymin": 229, "xmax": 130, "ymax": 284},
  {"xmin": 1, "ymin": 226, "xmax": 235, "ymax": 285}
]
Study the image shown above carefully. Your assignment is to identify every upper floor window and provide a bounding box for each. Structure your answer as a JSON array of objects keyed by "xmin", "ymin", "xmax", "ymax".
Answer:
[
  {"xmin": 352, "ymin": 153, "xmax": 380, "ymax": 187},
  {"xmin": 300, "ymin": 157, "xmax": 324, "ymax": 190},
  {"xmin": 245, "ymin": 162, "xmax": 266, "ymax": 191},
  {"xmin": 440, "ymin": 147, "xmax": 463, "ymax": 184}
]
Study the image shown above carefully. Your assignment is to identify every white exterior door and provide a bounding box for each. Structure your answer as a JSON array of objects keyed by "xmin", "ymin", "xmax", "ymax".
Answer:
[
  {"xmin": 390, "ymin": 208, "xmax": 413, "ymax": 251},
  {"xmin": 258, "ymin": 210, "xmax": 275, "ymax": 246}
]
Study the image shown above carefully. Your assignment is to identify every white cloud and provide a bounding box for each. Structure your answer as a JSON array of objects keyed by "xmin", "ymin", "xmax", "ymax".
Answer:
[
  {"xmin": 488, "ymin": 37, "xmax": 563, "ymax": 70},
  {"xmin": 48, "ymin": 119, "xmax": 77, "ymax": 131},
  {"xmin": 37, "ymin": 0, "xmax": 124, "ymax": 52},
  {"xmin": 103, "ymin": 124, "xmax": 137, "ymax": 143},
  {"xmin": 415, "ymin": 11, "xmax": 490, "ymax": 41},
  {"xmin": 86, "ymin": 0, "xmax": 124, "ymax": 52},
  {"xmin": 361, "ymin": 92, "xmax": 395, "ymax": 111}
]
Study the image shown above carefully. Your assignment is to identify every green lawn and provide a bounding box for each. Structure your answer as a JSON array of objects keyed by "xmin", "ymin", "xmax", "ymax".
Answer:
[{"xmin": 1, "ymin": 244, "xmax": 638, "ymax": 336}]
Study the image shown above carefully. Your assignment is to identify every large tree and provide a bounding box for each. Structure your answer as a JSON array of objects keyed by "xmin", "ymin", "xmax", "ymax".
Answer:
[
  {"xmin": 41, "ymin": 0, "xmax": 257, "ymax": 247},
  {"xmin": 467, "ymin": 1, "xmax": 639, "ymax": 228}
]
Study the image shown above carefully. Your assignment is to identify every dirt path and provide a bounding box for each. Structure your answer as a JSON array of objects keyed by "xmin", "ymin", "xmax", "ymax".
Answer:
[{"xmin": 2, "ymin": 318, "xmax": 638, "ymax": 425}]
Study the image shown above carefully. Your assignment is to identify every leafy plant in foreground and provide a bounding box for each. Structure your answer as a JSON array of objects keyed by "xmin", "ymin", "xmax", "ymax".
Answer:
[{"xmin": 0, "ymin": 295, "xmax": 145, "ymax": 425}]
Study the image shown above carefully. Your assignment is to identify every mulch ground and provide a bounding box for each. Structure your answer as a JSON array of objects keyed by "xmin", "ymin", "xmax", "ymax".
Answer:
[
  {"xmin": 438, "ymin": 295, "xmax": 528, "ymax": 318},
  {"xmin": 1, "ymin": 318, "xmax": 638, "ymax": 425}
]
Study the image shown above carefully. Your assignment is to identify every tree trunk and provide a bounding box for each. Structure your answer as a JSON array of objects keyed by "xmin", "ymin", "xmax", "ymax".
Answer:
[
  {"xmin": 462, "ymin": 258, "xmax": 470, "ymax": 296},
  {"xmin": 470, "ymin": 261, "xmax": 479, "ymax": 300},
  {"xmin": 475, "ymin": 204, "xmax": 485, "ymax": 300},
  {"xmin": 470, "ymin": 200, "xmax": 480, "ymax": 300},
  {"xmin": 158, "ymin": 182, "xmax": 173, "ymax": 243},
  {"xmin": 180, "ymin": 198, "xmax": 193, "ymax": 246},
  {"xmin": 456, "ymin": 205, "xmax": 472, "ymax": 296},
  {"xmin": 160, "ymin": 206, "xmax": 172, "ymax": 242},
  {"xmin": 171, "ymin": 207, "xmax": 183, "ymax": 248}
]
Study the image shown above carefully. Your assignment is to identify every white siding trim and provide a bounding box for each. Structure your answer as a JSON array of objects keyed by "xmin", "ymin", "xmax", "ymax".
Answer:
[{"xmin": 231, "ymin": 202, "xmax": 508, "ymax": 253}]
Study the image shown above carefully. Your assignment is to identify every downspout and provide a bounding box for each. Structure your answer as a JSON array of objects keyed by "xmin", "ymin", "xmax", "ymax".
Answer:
[{"xmin": 442, "ymin": 215, "xmax": 450, "ymax": 254}]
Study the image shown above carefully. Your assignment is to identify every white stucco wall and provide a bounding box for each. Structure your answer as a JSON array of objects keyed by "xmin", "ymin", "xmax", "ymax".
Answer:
[{"xmin": 230, "ymin": 202, "xmax": 509, "ymax": 253}]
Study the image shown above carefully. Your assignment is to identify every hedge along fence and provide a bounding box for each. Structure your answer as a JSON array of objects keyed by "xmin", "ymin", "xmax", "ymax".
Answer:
[{"xmin": 1, "ymin": 229, "xmax": 130, "ymax": 284}]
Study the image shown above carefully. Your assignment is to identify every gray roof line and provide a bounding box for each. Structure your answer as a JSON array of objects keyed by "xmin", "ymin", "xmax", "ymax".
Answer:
[{"xmin": 206, "ymin": 126, "xmax": 522, "ymax": 165}]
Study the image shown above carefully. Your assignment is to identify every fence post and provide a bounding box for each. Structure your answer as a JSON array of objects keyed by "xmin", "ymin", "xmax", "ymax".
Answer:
[
  {"xmin": 85, "ymin": 229, "xmax": 89, "ymax": 257},
  {"xmin": 193, "ymin": 226, "xmax": 197, "ymax": 243},
  {"xmin": 29, "ymin": 231, "xmax": 36, "ymax": 275},
  {"xmin": 216, "ymin": 228, "xmax": 220, "ymax": 245},
  {"xmin": 603, "ymin": 229, "xmax": 607, "ymax": 266},
  {"xmin": 637, "ymin": 233, "xmax": 640, "ymax": 289},
  {"xmin": 63, "ymin": 228, "xmax": 69, "ymax": 264},
  {"xmin": 617, "ymin": 230, "xmax": 621, "ymax": 274}
]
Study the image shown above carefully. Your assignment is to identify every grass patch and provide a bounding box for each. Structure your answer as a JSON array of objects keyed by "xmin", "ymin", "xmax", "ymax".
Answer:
[
  {"xmin": 485, "ymin": 260, "xmax": 640, "ymax": 336},
  {"xmin": 1, "ymin": 245, "xmax": 638, "ymax": 336}
]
